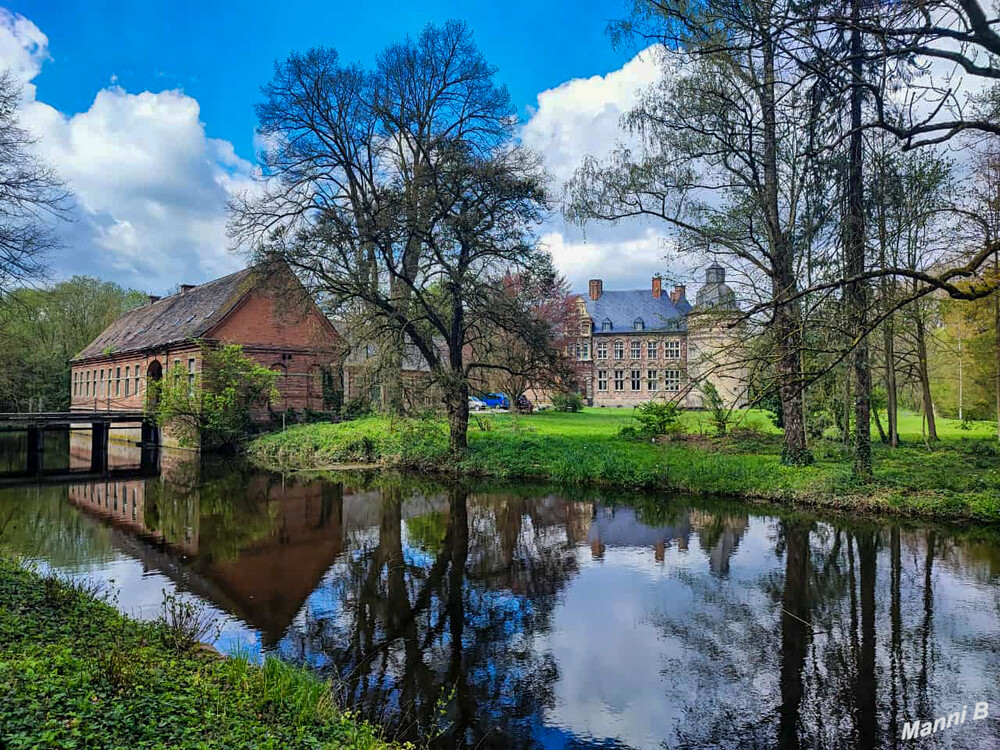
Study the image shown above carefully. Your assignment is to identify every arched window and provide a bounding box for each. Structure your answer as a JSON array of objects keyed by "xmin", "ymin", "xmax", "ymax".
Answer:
[
  {"xmin": 601, "ymin": 318, "xmax": 613, "ymax": 331},
  {"xmin": 633, "ymin": 317, "xmax": 645, "ymax": 331}
]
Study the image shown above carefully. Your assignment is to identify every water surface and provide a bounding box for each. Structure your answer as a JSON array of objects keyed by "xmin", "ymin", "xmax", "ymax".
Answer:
[{"xmin": 1, "ymin": 433, "xmax": 999, "ymax": 749}]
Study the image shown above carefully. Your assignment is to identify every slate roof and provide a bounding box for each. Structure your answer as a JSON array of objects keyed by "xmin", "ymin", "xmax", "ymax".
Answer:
[
  {"xmin": 582, "ymin": 290, "xmax": 691, "ymax": 334},
  {"xmin": 74, "ymin": 267, "xmax": 257, "ymax": 361}
]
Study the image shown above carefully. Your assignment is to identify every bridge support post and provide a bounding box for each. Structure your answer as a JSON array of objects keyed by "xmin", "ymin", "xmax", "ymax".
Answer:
[
  {"xmin": 139, "ymin": 420, "xmax": 159, "ymax": 473},
  {"xmin": 26, "ymin": 426, "xmax": 43, "ymax": 475},
  {"xmin": 90, "ymin": 422, "xmax": 109, "ymax": 473}
]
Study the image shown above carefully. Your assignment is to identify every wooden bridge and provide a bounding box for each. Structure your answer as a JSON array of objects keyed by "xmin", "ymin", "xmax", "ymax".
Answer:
[{"xmin": 0, "ymin": 411, "xmax": 159, "ymax": 477}]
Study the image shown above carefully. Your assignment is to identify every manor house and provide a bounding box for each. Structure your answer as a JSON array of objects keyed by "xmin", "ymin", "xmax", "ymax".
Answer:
[{"xmin": 565, "ymin": 264, "xmax": 747, "ymax": 408}]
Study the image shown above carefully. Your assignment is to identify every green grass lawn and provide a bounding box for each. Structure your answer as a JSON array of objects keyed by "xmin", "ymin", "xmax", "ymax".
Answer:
[
  {"xmin": 249, "ymin": 407, "xmax": 1000, "ymax": 523},
  {"xmin": 0, "ymin": 556, "xmax": 393, "ymax": 750}
]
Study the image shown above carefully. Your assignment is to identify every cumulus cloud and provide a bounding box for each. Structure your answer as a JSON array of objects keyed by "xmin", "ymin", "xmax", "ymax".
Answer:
[
  {"xmin": 522, "ymin": 46, "xmax": 696, "ymax": 295},
  {"xmin": 0, "ymin": 9, "xmax": 254, "ymax": 293}
]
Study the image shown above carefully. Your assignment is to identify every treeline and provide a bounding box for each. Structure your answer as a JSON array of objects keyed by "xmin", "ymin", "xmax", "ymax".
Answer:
[{"xmin": 0, "ymin": 277, "xmax": 147, "ymax": 411}]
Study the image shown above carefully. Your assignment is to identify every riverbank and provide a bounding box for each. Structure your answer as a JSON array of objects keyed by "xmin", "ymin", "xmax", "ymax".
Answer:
[
  {"xmin": 249, "ymin": 409, "xmax": 1000, "ymax": 523},
  {"xmin": 0, "ymin": 556, "xmax": 393, "ymax": 749}
]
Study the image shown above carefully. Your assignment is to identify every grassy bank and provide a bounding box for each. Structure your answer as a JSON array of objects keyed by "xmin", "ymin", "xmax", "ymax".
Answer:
[
  {"xmin": 0, "ymin": 556, "xmax": 393, "ymax": 749},
  {"xmin": 249, "ymin": 408, "xmax": 1000, "ymax": 523}
]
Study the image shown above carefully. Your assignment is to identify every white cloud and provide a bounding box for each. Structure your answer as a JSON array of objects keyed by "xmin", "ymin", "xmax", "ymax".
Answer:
[
  {"xmin": 0, "ymin": 8, "xmax": 47, "ymax": 93},
  {"xmin": 522, "ymin": 46, "xmax": 687, "ymax": 295},
  {"xmin": 0, "ymin": 9, "xmax": 254, "ymax": 293},
  {"xmin": 522, "ymin": 46, "xmax": 663, "ymax": 186}
]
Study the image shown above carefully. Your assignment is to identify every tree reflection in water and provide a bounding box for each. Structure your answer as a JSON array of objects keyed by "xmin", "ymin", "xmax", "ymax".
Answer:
[
  {"xmin": 2, "ymin": 455, "xmax": 1000, "ymax": 750},
  {"xmin": 279, "ymin": 486, "xmax": 579, "ymax": 747}
]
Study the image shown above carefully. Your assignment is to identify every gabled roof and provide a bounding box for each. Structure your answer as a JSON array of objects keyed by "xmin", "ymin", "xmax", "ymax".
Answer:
[
  {"xmin": 582, "ymin": 290, "xmax": 690, "ymax": 333},
  {"xmin": 74, "ymin": 267, "xmax": 257, "ymax": 361}
]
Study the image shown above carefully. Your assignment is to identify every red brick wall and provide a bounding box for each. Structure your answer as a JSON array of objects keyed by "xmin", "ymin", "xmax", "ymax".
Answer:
[{"xmin": 70, "ymin": 288, "xmax": 344, "ymax": 416}]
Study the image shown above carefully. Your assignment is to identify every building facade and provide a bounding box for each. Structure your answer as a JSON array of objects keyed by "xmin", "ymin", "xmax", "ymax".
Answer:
[
  {"xmin": 70, "ymin": 261, "xmax": 344, "ymax": 421},
  {"xmin": 565, "ymin": 265, "xmax": 747, "ymax": 408}
]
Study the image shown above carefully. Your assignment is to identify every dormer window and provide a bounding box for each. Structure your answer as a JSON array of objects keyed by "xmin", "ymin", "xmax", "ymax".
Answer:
[
  {"xmin": 601, "ymin": 318, "xmax": 613, "ymax": 331},
  {"xmin": 633, "ymin": 318, "xmax": 645, "ymax": 331}
]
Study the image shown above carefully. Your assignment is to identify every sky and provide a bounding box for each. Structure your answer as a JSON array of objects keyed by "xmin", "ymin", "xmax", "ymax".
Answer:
[{"xmin": 1, "ymin": 1, "xmax": 687, "ymax": 296}]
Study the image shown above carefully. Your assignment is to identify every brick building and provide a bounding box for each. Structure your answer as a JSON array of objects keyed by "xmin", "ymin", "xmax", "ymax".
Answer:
[
  {"xmin": 70, "ymin": 260, "xmax": 344, "ymax": 421},
  {"xmin": 564, "ymin": 264, "xmax": 748, "ymax": 408}
]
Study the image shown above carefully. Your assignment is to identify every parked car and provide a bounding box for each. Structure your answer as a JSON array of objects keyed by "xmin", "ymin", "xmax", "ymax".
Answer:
[
  {"xmin": 479, "ymin": 392, "xmax": 509, "ymax": 409},
  {"xmin": 515, "ymin": 395, "xmax": 533, "ymax": 413},
  {"xmin": 468, "ymin": 396, "xmax": 487, "ymax": 412}
]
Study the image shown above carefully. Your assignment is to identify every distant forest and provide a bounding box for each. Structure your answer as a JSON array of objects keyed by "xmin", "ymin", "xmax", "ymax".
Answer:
[{"xmin": 0, "ymin": 277, "xmax": 146, "ymax": 411}]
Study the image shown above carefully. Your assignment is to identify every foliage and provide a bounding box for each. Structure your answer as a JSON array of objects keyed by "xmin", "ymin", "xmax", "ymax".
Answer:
[
  {"xmin": 551, "ymin": 392, "xmax": 584, "ymax": 412},
  {"xmin": 701, "ymin": 381, "xmax": 732, "ymax": 437},
  {"xmin": 0, "ymin": 276, "xmax": 147, "ymax": 411},
  {"xmin": 631, "ymin": 400, "xmax": 682, "ymax": 438},
  {"xmin": 151, "ymin": 343, "xmax": 277, "ymax": 451},
  {"xmin": 0, "ymin": 557, "xmax": 394, "ymax": 749},
  {"xmin": 342, "ymin": 396, "xmax": 374, "ymax": 420}
]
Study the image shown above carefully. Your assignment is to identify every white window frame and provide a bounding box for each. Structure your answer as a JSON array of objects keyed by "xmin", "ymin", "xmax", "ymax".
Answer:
[
  {"xmin": 597, "ymin": 370, "xmax": 608, "ymax": 391},
  {"xmin": 647, "ymin": 369, "xmax": 659, "ymax": 391},
  {"xmin": 613, "ymin": 340, "xmax": 624, "ymax": 360},
  {"xmin": 647, "ymin": 340, "xmax": 658, "ymax": 359},
  {"xmin": 613, "ymin": 369, "xmax": 625, "ymax": 391},
  {"xmin": 596, "ymin": 341, "xmax": 608, "ymax": 360},
  {"xmin": 630, "ymin": 369, "xmax": 641, "ymax": 391},
  {"xmin": 630, "ymin": 340, "xmax": 641, "ymax": 359},
  {"xmin": 664, "ymin": 369, "xmax": 680, "ymax": 391},
  {"xmin": 665, "ymin": 340, "xmax": 681, "ymax": 359}
]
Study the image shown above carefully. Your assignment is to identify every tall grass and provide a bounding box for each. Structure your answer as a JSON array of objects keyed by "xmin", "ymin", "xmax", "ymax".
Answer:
[{"xmin": 249, "ymin": 409, "xmax": 1000, "ymax": 523}]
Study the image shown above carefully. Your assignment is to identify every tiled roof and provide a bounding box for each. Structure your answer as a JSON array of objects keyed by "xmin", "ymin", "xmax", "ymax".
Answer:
[
  {"xmin": 582, "ymin": 290, "xmax": 690, "ymax": 333},
  {"xmin": 74, "ymin": 267, "xmax": 257, "ymax": 361}
]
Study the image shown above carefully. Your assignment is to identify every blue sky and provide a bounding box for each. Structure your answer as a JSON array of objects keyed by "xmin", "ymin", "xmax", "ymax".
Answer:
[
  {"xmin": 9, "ymin": 0, "xmax": 631, "ymax": 162},
  {"xmin": 1, "ymin": 2, "xmax": 675, "ymax": 295}
]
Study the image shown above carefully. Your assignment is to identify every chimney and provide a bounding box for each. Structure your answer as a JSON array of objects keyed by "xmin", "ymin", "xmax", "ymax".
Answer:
[
  {"xmin": 180, "ymin": 284, "xmax": 196, "ymax": 295},
  {"xmin": 652, "ymin": 276, "xmax": 662, "ymax": 299},
  {"xmin": 669, "ymin": 284, "xmax": 687, "ymax": 304},
  {"xmin": 588, "ymin": 279, "xmax": 603, "ymax": 301},
  {"xmin": 148, "ymin": 294, "xmax": 161, "ymax": 305}
]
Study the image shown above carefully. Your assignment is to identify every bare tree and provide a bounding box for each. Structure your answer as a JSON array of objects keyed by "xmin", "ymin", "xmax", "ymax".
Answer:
[
  {"xmin": 0, "ymin": 70, "xmax": 69, "ymax": 299},
  {"xmin": 567, "ymin": 1, "xmax": 840, "ymax": 464},
  {"xmin": 229, "ymin": 23, "xmax": 552, "ymax": 453}
]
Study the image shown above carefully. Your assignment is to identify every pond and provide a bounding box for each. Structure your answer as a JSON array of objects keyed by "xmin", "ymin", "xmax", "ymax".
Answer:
[{"xmin": 1, "ymin": 431, "xmax": 999, "ymax": 748}]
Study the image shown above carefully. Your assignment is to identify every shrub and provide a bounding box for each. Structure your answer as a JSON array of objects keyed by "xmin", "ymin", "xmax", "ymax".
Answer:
[
  {"xmin": 701, "ymin": 381, "xmax": 731, "ymax": 437},
  {"xmin": 158, "ymin": 589, "xmax": 223, "ymax": 652},
  {"xmin": 618, "ymin": 425, "xmax": 641, "ymax": 440},
  {"xmin": 342, "ymin": 395, "xmax": 373, "ymax": 420},
  {"xmin": 632, "ymin": 400, "xmax": 682, "ymax": 437},
  {"xmin": 151, "ymin": 342, "xmax": 278, "ymax": 451},
  {"xmin": 551, "ymin": 392, "xmax": 584, "ymax": 412}
]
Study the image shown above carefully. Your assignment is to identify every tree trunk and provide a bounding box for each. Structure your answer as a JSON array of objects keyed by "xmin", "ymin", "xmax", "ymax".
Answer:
[
  {"xmin": 884, "ymin": 317, "xmax": 899, "ymax": 447},
  {"xmin": 876, "ymin": 143, "xmax": 899, "ymax": 448},
  {"xmin": 995, "ymin": 253, "xmax": 1000, "ymax": 442},
  {"xmin": 846, "ymin": 4, "xmax": 872, "ymax": 480},
  {"xmin": 915, "ymin": 315, "xmax": 938, "ymax": 441},
  {"xmin": 842, "ymin": 366, "xmax": 851, "ymax": 445},
  {"xmin": 763, "ymin": 28, "xmax": 811, "ymax": 465},
  {"xmin": 873, "ymin": 405, "xmax": 887, "ymax": 444},
  {"xmin": 381, "ymin": 331, "xmax": 405, "ymax": 415},
  {"xmin": 775, "ymin": 297, "xmax": 811, "ymax": 464},
  {"xmin": 445, "ymin": 379, "xmax": 470, "ymax": 455}
]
